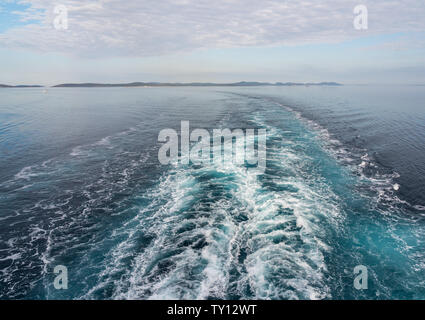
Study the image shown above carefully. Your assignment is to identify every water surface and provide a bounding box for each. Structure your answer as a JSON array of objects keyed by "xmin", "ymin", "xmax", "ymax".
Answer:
[{"xmin": 0, "ymin": 85, "xmax": 424, "ymax": 299}]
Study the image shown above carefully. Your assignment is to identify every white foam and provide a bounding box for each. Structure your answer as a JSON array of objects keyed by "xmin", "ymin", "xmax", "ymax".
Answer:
[
  {"xmin": 70, "ymin": 146, "xmax": 85, "ymax": 157},
  {"xmin": 14, "ymin": 166, "xmax": 38, "ymax": 180}
]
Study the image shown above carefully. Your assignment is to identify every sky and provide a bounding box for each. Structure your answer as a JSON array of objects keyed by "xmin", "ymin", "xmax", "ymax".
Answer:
[{"xmin": 0, "ymin": 0, "xmax": 424, "ymax": 85}]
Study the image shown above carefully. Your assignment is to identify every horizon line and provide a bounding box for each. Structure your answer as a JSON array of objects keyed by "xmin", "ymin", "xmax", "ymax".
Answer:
[{"xmin": 2, "ymin": 82, "xmax": 425, "ymax": 88}]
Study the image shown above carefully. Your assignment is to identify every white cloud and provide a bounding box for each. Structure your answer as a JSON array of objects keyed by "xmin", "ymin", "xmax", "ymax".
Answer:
[{"xmin": 0, "ymin": 0, "xmax": 424, "ymax": 57}]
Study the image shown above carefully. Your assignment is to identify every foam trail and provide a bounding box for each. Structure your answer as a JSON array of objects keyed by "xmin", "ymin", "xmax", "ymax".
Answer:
[{"xmin": 84, "ymin": 107, "xmax": 344, "ymax": 300}]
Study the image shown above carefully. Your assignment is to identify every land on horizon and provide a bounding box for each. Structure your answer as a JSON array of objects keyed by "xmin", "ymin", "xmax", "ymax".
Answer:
[
  {"xmin": 0, "ymin": 84, "xmax": 44, "ymax": 88},
  {"xmin": 0, "ymin": 81, "xmax": 343, "ymax": 88}
]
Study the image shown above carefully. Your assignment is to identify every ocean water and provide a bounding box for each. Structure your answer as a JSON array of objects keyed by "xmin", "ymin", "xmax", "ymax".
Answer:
[{"xmin": 0, "ymin": 85, "xmax": 425, "ymax": 299}]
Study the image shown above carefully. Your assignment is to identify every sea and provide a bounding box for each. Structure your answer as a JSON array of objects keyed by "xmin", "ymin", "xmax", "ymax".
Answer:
[{"xmin": 0, "ymin": 85, "xmax": 425, "ymax": 299}]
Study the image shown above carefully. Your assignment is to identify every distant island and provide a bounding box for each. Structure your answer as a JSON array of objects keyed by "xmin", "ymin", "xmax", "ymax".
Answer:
[
  {"xmin": 53, "ymin": 81, "xmax": 342, "ymax": 88},
  {"xmin": 1, "ymin": 82, "xmax": 343, "ymax": 88},
  {"xmin": 0, "ymin": 84, "xmax": 44, "ymax": 88}
]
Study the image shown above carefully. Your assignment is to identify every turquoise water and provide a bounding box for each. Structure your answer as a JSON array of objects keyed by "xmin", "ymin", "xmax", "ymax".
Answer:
[{"xmin": 0, "ymin": 86, "xmax": 425, "ymax": 299}]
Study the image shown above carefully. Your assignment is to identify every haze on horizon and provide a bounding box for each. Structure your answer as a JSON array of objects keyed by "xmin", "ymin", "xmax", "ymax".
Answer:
[{"xmin": 0, "ymin": 0, "xmax": 424, "ymax": 86}]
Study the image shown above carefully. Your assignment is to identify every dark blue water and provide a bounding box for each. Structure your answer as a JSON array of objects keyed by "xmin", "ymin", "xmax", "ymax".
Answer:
[{"xmin": 0, "ymin": 86, "xmax": 424, "ymax": 299}]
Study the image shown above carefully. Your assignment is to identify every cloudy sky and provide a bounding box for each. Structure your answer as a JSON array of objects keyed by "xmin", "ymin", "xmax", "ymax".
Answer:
[{"xmin": 0, "ymin": 0, "xmax": 424, "ymax": 85}]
